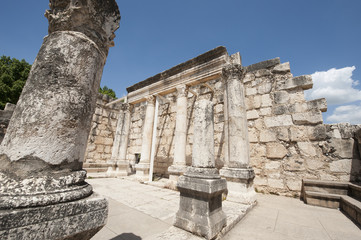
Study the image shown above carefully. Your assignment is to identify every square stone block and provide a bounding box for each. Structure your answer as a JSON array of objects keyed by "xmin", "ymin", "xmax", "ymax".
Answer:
[{"xmin": 174, "ymin": 175, "xmax": 227, "ymax": 240}]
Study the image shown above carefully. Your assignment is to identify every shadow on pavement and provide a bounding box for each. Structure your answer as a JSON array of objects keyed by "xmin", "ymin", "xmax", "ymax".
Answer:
[{"xmin": 111, "ymin": 233, "xmax": 142, "ymax": 240}]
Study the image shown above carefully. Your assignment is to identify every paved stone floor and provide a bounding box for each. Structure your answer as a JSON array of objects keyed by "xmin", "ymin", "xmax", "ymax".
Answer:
[{"xmin": 89, "ymin": 178, "xmax": 361, "ymax": 240}]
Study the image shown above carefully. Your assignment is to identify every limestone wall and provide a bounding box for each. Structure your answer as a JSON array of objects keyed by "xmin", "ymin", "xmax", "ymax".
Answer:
[
  {"xmin": 243, "ymin": 59, "xmax": 361, "ymax": 196},
  {"xmin": 84, "ymin": 94, "xmax": 120, "ymax": 164}
]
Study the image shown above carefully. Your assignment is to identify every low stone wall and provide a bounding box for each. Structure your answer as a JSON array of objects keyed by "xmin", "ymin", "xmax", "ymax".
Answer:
[{"xmin": 83, "ymin": 94, "xmax": 120, "ymax": 164}]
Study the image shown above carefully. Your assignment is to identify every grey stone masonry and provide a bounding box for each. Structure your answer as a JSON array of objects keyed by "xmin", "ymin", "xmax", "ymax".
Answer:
[
  {"xmin": 174, "ymin": 98, "xmax": 227, "ymax": 240},
  {"xmin": 0, "ymin": 1, "xmax": 120, "ymax": 239}
]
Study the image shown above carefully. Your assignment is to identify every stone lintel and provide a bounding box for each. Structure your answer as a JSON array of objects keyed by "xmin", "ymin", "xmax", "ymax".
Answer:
[
  {"xmin": 175, "ymin": 175, "xmax": 227, "ymax": 240},
  {"xmin": 245, "ymin": 57, "xmax": 280, "ymax": 73},
  {"xmin": 0, "ymin": 194, "xmax": 108, "ymax": 240},
  {"xmin": 127, "ymin": 46, "xmax": 228, "ymax": 93},
  {"xmin": 220, "ymin": 167, "xmax": 255, "ymax": 182}
]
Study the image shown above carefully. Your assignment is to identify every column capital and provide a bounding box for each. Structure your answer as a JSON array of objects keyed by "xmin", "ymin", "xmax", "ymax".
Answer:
[
  {"xmin": 222, "ymin": 64, "xmax": 244, "ymax": 81},
  {"xmin": 120, "ymin": 103, "xmax": 133, "ymax": 112},
  {"xmin": 176, "ymin": 85, "xmax": 188, "ymax": 98},
  {"xmin": 146, "ymin": 95, "xmax": 156, "ymax": 105}
]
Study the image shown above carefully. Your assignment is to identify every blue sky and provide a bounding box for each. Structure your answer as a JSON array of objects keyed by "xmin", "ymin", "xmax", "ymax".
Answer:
[{"xmin": 1, "ymin": 1, "xmax": 361, "ymax": 124}]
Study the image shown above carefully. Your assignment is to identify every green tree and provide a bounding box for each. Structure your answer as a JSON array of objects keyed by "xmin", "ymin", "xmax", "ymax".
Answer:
[
  {"xmin": 0, "ymin": 56, "xmax": 31, "ymax": 109},
  {"xmin": 99, "ymin": 85, "xmax": 117, "ymax": 99}
]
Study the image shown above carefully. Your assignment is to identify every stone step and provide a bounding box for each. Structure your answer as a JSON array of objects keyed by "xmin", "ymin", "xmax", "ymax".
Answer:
[
  {"xmin": 302, "ymin": 179, "xmax": 349, "ymax": 197},
  {"xmin": 304, "ymin": 191, "xmax": 341, "ymax": 209},
  {"xmin": 349, "ymin": 183, "xmax": 361, "ymax": 202},
  {"xmin": 302, "ymin": 179, "xmax": 361, "ymax": 227},
  {"xmin": 85, "ymin": 167, "xmax": 108, "ymax": 173},
  {"xmin": 340, "ymin": 195, "xmax": 361, "ymax": 226}
]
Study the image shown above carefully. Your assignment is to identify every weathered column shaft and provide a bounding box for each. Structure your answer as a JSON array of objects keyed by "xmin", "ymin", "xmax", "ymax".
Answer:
[
  {"xmin": 175, "ymin": 98, "xmax": 227, "ymax": 240},
  {"xmin": 173, "ymin": 86, "xmax": 188, "ymax": 166},
  {"xmin": 136, "ymin": 96, "xmax": 156, "ymax": 177},
  {"xmin": 220, "ymin": 63, "xmax": 256, "ymax": 205},
  {"xmin": 1, "ymin": 32, "xmax": 105, "ymax": 169},
  {"xmin": 224, "ymin": 65, "xmax": 250, "ymax": 168},
  {"xmin": 140, "ymin": 96, "xmax": 156, "ymax": 164},
  {"xmin": 0, "ymin": 1, "xmax": 120, "ymax": 239},
  {"xmin": 168, "ymin": 86, "xmax": 188, "ymax": 181},
  {"xmin": 108, "ymin": 103, "xmax": 132, "ymax": 176},
  {"xmin": 192, "ymin": 99, "xmax": 215, "ymax": 168},
  {"xmin": 111, "ymin": 104, "xmax": 131, "ymax": 161}
]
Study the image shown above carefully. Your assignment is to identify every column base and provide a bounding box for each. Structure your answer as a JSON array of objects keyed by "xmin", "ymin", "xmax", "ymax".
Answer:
[
  {"xmin": 107, "ymin": 160, "xmax": 131, "ymax": 177},
  {"xmin": 168, "ymin": 165, "xmax": 188, "ymax": 182},
  {"xmin": 0, "ymin": 193, "xmax": 108, "ymax": 240},
  {"xmin": 116, "ymin": 159, "xmax": 131, "ymax": 177},
  {"xmin": 135, "ymin": 163, "xmax": 150, "ymax": 180},
  {"xmin": 220, "ymin": 167, "xmax": 256, "ymax": 205},
  {"xmin": 174, "ymin": 173, "xmax": 227, "ymax": 240}
]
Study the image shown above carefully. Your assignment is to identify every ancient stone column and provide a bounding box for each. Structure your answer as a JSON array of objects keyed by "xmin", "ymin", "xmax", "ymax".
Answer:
[
  {"xmin": 0, "ymin": 1, "xmax": 120, "ymax": 239},
  {"xmin": 174, "ymin": 98, "xmax": 227, "ymax": 240},
  {"xmin": 107, "ymin": 103, "xmax": 132, "ymax": 177},
  {"xmin": 220, "ymin": 64, "xmax": 256, "ymax": 204},
  {"xmin": 136, "ymin": 95, "xmax": 156, "ymax": 178},
  {"xmin": 168, "ymin": 85, "xmax": 188, "ymax": 181}
]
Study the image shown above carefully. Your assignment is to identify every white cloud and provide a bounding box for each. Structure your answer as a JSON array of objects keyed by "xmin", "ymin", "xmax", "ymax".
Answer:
[
  {"xmin": 305, "ymin": 66, "xmax": 361, "ymax": 105},
  {"xmin": 326, "ymin": 103, "xmax": 361, "ymax": 124}
]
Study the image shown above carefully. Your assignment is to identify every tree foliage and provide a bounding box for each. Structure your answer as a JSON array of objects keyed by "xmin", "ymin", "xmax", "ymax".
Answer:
[
  {"xmin": 0, "ymin": 56, "xmax": 31, "ymax": 109},
  {"xmin": 99, "ymin": 85, "xmax": 117, "ymax": 99}
]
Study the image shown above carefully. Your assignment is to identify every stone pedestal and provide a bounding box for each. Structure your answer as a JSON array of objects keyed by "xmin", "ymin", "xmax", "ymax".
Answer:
[
  {"xmin": 136, "ymin": 96, "xmax": 156, "ymax": 179},
  {"xmin": 221, "ymin": 64, "xmax": 256, "ymax": 204},
  {"xmin": 0, "ymin": 1, "xmax": 120, "ymax": 239},
  {"xmin": 175, "ymin": 175, "xmax": 227, "ymax": 240},
  {"xmin": 107, "ymin": 103, "xmax": 132, "ymax": 177},
  {"xmin": 168, "ymin": 85, "xmax": 189, "ymax": 181},
  {"xmin": 174, "ymin": 98, "xmax": 227, "ymax": 240}
]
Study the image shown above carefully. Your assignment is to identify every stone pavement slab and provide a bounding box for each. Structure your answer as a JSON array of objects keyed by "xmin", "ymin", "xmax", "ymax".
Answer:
[
  {"xmin": 88, "ymin": 178, "xmax": 252, "ymax": 239},
  {"xmin": 89, "ymin": 178, "xmax": 361, "ymax": 240},
  {"xmin": 223, "ymin": 193, "xmax": 361, "ymax": 240}
]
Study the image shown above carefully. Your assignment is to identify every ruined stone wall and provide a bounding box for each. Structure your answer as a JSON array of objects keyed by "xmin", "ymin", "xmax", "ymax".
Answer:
[
  {"xmin": 84, "ymin": 94, "xmax": 120, "ymax": 163},
  {"xmin": 84, "ymin": 56, "xmax": 361, "ymax": 196},
  {"xmin": 243, "ymin": 59, "xmax": 361, "ymax": 196}
]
